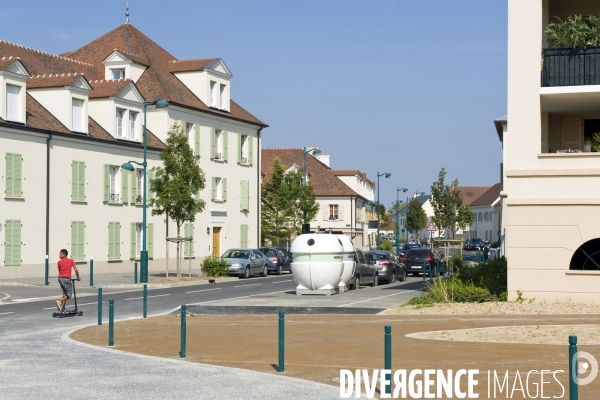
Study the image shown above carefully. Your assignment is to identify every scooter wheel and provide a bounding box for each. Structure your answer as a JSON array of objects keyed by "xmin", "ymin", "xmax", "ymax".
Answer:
[
  {"xmin": 78, "ymin": 311, "xmax": 83, "ymax": 316},
  {"xmin": 59, "ymin": 313, "xmax": 64, "ymax": 318},
  {"xmin": 52, "ymin": 312, "xmax": 58, "ymax": 318}
]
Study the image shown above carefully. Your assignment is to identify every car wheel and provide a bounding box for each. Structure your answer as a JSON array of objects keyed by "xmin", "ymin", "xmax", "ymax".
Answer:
[
  {"xmin": 261, "ymin": 265, "xmax": 268, "ymax": 277},
  {"xmin": 390, "ymin": 272, "xmax": 397, "ymax": 284},
  {"xmin": 354, "ymin": 276, "xmax": 360, "ymax": 290},
  {"xmin": 276, "ymin": 265, "xmax": 283, "ymax": 275},
  {"xmin": 402, "ymin": 269, "xmax": 407, "ymax": 281},
  {"xmin": 372, "ymin": 274, "xmax": 378, "ymax": 287},
  {"xmin": 244, "ymin": 267, "xmax": 250, "ymax": 279}
]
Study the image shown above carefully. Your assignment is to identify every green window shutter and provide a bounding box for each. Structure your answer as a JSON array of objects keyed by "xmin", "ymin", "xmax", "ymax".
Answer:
[
  {"xmin": 3, "ymin": 220, "xmax": 11, "ymax": 266},
  {"xmin": 179, "ymin": 120, "xmax": 186, "ymax": 135},
  {"xmin": 190, "ymin": 224, "xmax": 194, "ymax": 256},
  {"xmin": 5, "ymin": 153, "xmax": 14, "ymax": 197},
  {"xmin": 13, "ymin": 154, "xmax": 22, "ymax": 197},
  {"xmin": 211, "ymin": 178, "xmax": 216, "ymax": 200},
  {"xmin": 210, "ymin": 128, "xmax": 216, "ymax": 159},
  {"xmin": 222, "ymin": 178, "xmax": 227, "ymax": 202},
  {"xmin": 241, "ymin": 225, "xmax": 248, "ymax": 248},
  {"xmin": 121, "ymin": 168, "xmax": 129, "ymax": 204},
  {"xmin": 71, "ymin": 162, "xmax": 78, "ymax": 200},
  {"xmin": 4, "ymin": 220, "xmax": 21, "ymax": 266},
  {"xmin": 222, "ymin": 131, "xmax": 228, "ymax": 161},
  {"xmin": 248, "ymin": 136, "xmax": 254, "ymax": 166},
  {"xmin": 237, "ymin": 134, "xmax": 242, "ymax": 163},
  {"xmin": 194, "ymin": 124, "xmax": 200, "ymax": 156},
  {"xmin": 131, "ymin": 170, "xmax": 137, "ymax": 203},
  {"xmin": 148, "ymin": 223, "xmax": 154, "ymax": 258},
  {"xmin": 130, "ymin": 223, "xmax": 136, "ymax": 259},
  {"xmin": 148, "ymin": 169, "xmax": 155, "ymax": 201},
  {"xmin": 78, "ymin": 162, "xmax": 85, "ymax": 201},
  {"xmin": 71, "ymin": 222, "xmax": 81, "ymax": 261},
  {"xmin": 103, "ymin": 165, "xmax": 110, "ymax": 202},
  {"xmin": 77, "ymin": 222, "xmax": 85, "ymax": 261},
  {"xmin": 108, "ymin": 222, "xmax": 115, "ymax": 260},
  {"xmin": 241, "ymin": 181, "xmax": 249, "ymax": 210},
  {"xmin": 323, "ymin": 205, "xmax": 329, "ymax": 220},
  {"xmin": 339, "ymin": 205, "xmax": 344, "ymax": 221}
]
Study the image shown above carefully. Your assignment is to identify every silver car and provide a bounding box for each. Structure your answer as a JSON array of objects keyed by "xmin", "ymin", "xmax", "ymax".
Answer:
[{"xmin": 221, "ymin": 249, "xmax": 269, "ymax": 279}]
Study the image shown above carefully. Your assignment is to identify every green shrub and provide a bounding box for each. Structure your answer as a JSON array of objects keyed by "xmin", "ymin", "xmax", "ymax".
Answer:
[
  {"xmin": 379, "ymin": 240, "xmax": 393, "ymax": 251},
  {"xmin": 545, "ymin": 14, "xmax": 600, "ymax": 49},
  {"xmin": 458, "ymin": 256, "xmax": 507, "ymax": 297},
  {"xmin": 490, "ymin": 240, "xmax": 501, "ymax": 248},
  {"xmin": 201, "ymin": 256, "xmax": 229, "ymax": 277},
  {"xmin": 451, "ymin": 253, "xmax": 463, "ymax": 269}
]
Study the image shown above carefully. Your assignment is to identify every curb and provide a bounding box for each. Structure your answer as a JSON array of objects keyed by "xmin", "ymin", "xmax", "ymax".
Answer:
[
  {"xmin": 98, "ymin": 277, "xmax": 238, "ymax": 289},
  {"xmin": 0, "ymin": 282, "xmax": 42, "ymax": 287},
  {"xmin": 0, "ymin": 293, "xmax": 11, "ymax": 304}
]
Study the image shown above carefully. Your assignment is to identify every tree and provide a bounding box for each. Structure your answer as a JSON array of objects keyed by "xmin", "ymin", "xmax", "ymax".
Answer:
[
  {"xmin": 150, "ymin": 123, "xmax": 206, "ymax": 277},
  {"xmin": 430, "ymin": 168, "xmax": 475, "ymax": 238},
  {"xmin": 286, "ymin": 168, "xmax": 319, "ymax": 237},
  {"xmin": 406, "ymin": 200, "xmax": 427, "ymax": 237},
  {"xmin": 380, "ymin": 240, "xmax": 393, "ymax": 251},
  {"xmin": 379, "ymin": 204, "xmax": 394, "ymax": 230},
  {"xmin": 452, "ymin": 183, "xmax": 475, "ymax": 237}
]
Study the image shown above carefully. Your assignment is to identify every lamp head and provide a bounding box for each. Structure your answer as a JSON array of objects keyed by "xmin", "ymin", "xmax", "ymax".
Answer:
[
  {"xmin": 312, "ymin": 148, "xmax": 322, "ymax": 156},
  {"xmin": 384, "ymin": 173, "xmax": 392, "ymax": 179},
  {"xmin": 121, "ymin": 162, "xmax": 134, "ymax": 172},
  {"xmin": 399, "ymin": 187, "xmax": 408, "ymax": 193},
  {"xmin": 155, "ymin": 99, "xmax": 169, "ymax": 109}
]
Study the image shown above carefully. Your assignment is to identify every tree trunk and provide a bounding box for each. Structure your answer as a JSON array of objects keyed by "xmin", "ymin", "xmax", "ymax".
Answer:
[{"xmin": 176, "ymin": 222, "xmax": 182, "ymax": 279}]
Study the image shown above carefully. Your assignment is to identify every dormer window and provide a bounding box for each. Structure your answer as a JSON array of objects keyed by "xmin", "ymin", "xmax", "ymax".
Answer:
[
  {"xmin": 129, "ymin": 111, "xmax": 138, "ymax": 140},
  {"xmin": 111, "ymin": 69, "xmax": 125, "ymax": 80},
  {"xmin": 6, "ymin": 84, "xmax": 20, "ymax": 121},
  {"xmin": 72, "ymin": 98, "xmax": 84, "ymax": 132},
  {"xmin": 210, "ymin": 81, "xmax": 217, "ymax": 107},
  {"xmin": 116, "ymin": 108, "xmax": 125, "ymax": 138},
  {"xmin": 219, "ymin": 84, "xmax": 226, "ymax": 109}
]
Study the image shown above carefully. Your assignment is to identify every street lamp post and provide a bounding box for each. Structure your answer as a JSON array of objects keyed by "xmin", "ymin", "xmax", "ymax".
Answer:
[
  {"xmin": 376, "ymin": 172, "xmax": 392, "ymax": 249},
  {"xmin": 121, "ymin": 97, "xmax": 169, "ymax": 283},
  {"xmin": 395, "ymin": 187, "xmax": 408, "ymax": 254}
]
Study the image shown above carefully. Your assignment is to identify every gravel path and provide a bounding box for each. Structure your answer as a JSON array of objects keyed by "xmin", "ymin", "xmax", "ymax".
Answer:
[
  {"xmin": 386, "ymin": 301, "xmax": 600, "ymax": 315},
  {"xmin": 0, "ymin": 326, "xmax": 342, "ymax": 399}
]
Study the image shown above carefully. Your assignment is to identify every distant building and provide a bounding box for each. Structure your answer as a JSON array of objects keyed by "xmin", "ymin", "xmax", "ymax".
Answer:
[{"xmin": 467, "ymin": 184, "xmax": 502, "ymax": 242}]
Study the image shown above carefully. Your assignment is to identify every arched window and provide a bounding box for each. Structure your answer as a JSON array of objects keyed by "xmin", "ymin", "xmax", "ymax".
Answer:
[{"xmin": 570, "ymin": 239, "xmax": 600, "ymax": 270}]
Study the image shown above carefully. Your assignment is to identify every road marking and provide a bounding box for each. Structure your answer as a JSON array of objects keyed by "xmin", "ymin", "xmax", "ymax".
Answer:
[
  {"xmin": 184, "ymin": 288, "xmax": 222, "ymax": 294},
  {"xmin": 124, "ymin": 294, "xmax": 170, "ymax": 301},
  {"xmin": 0, "ymin": 312, "xmax": 14, "ymax": 316},
  {"xmin": 189, "ymin": 290, "xmax": 287, "ymax": 305},
  {"xmin": 42, "ymin": 302, "xmax": 99, "ymax": 310},
  {"xmin": 233, "ymin": 283, "xmax": 263, "ymax": 288},
  {"xmin": 336, "ymin": 290, "xmax": 417, "ymax": 307},
  {"xmin": 272, "ymin": 279, "xmax": 294, "ymax": 283}
]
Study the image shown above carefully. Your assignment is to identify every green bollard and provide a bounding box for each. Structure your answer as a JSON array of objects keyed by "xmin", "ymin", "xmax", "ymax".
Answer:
[
  {"xmin": 384, "ymin": 326, "xmax": 392, "ymax": 395},
  {"xmin": 180, "ymin": 304, "xmax": 187, "ymax": 358},
  {"xmin": 569, "ymin": 336, "xmax": 578, "ymax": 400},
  {"xmin": 134, "ymin": 262, "xmax": 138, "ymax": 284},
  {"xmin": 97, "ymin": 288, "xmax": 102, "ymax": 326},
  {"xmin": 278, "ymin": 311, "xmax": 285, "ymax": 373},
  {"xmin": 44, "ymin": 255, "xmax": 49, "ymax": 286},
  {"xmin": 90, "ymin": 256, "xmax": 94, "ymax": 287},
  {"xmin": 428, "ymin": 262, "xmax": 433, "ymax": 283},
  {"xmin": 108, "ymin": 299, "xmax": 114, "ymax": 347},
  {"xmin": 143, "ymin": 284, "xmax": 147, "ymax": 318},
  {"xmin": 422, "ymin": 263, "xmax": 427, "ymax": 282}
]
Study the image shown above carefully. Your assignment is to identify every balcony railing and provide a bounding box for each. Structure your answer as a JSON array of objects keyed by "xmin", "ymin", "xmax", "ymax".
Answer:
[
  {"xmin": 109, "ymin": 193, "xmax": 120, "ymax": 202},
  {"xmin": 543, "ymin": 46, "xmax": 600, "ymax": 87},
  {"xmin": 241, "ymin": 157, "xmax": 248, "ymax": 164},
  {"xmin": 214, "ymin": 152, "xmax": 222, "ymax": 160},
  {"xmin": 329, "ymin": 215, "xmax": 339, "ymax": 221}
]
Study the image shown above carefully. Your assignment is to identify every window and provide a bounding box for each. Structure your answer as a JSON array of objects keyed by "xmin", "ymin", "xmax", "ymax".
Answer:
[
  {"xmin": 239, "ymin": 134, "xmax": 248, "ymax": 164},
  {"xmin": 129, "ymin": 111, "xmax": 138, "ymax": 140},
  {"xmin": 6, "ymin": 84, "xmax": 19, "ymax": 121},
  {"xmin": 109, "ymin": 166, "xmax": 120, "ymax": 202},
  {"xmin": 136, "ymin": 169, "xmax": 143, "ymax": 203},
  {"xmin": 136, "ymin": 223, "xmax": 143, "ymax": 258},
  {"xmin": 329, "ymin": 204, "xmax": 339, "ymax": 220},
  {"xmin": 130, "ymin": 222, "xmax": 153, "ymax": 259},
  {"xmin": 186, "ymin": 123, "xmax": 194, "ymax": 148},
  {"xmin": 72, "ymin": 98, "xmax": 84, "ymax": 132},
  {"xmin": 210, "ymin": 81, "xmax": 217, "ymax": 107},
  {"xmin": 219, "ymin": 84, "xmax": 226, "ymax": 109},
  {"xmin": 71, "ymin": 161, "xmax": 85, "ymax": 201},
  {"xmin": 484, "ymin": 212, "xmax": 488, "ymax": 222},
  {"xmin": 116, "ymin": 109, "xmax": 125, "ymax": 138},
  {"xmin": 478, "ymin": 212, "xmax": 483, "ymax": 222},
  {"xmin": 212, "ymin": 177, "xmax": 227, "ymax": 201},
  {"xmin": 5, "ymin": 152, "xmax": 23, "ymax": 198},
  {"xmin": 108, "ymin": 222, "xmax": 121, "ymax": 261},
  {"xmin": 4, "ymin": 219, "xmax": 21, "ymax": 266},
  {"xmin": 111, "ymin": 69, "xmax": 125, "ymax": 79},
  {"xmin": 215, "ymin": 129, "xmax": 222, "ymax": 159},
  {"xmin": 71, "ymin": 221, "xmax": 85, "ymax": 261}
]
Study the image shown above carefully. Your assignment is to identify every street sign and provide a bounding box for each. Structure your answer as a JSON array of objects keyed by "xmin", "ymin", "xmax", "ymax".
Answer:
[
  {"xmin": 426, "ymin": 221, "xmax": 436, "ymax": 232},
  {"xmin": 497, "ymin": 230, "xmax": 501, "ymax": 237},
  {"xmin": 446, "ymin": 227, "xmax": 451, "ymax": 233},
  {"xmin": 401, "ymin": 228, "xmax": 405, "ymax": 233}
]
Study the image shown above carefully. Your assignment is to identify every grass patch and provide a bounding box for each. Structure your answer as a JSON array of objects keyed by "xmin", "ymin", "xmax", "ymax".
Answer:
[{"xmin": 408, "ymin": 257, "xmax": 507, "ymax": 305}]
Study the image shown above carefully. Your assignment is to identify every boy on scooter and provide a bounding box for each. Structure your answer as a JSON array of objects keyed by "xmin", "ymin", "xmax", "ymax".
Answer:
[{"xmin": 55, "ymin": 249, "xmax": 80, "ymax": 312}]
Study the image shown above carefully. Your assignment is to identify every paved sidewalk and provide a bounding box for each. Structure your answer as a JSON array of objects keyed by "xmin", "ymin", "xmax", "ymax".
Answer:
[{"xmin": 0, "ymin": 326, "xmax": 343, "ymax": 400}]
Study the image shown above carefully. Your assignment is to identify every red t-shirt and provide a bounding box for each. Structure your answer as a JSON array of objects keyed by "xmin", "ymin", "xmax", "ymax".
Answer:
[{"xmin": 58, "ymin": 258, "xmax": 75, "ymax": 278}]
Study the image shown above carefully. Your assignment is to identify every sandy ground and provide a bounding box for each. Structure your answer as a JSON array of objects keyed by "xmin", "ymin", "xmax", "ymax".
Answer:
[
  {"xmin": 386, "ymin": 301, "xmax": 600, "ymax": 315},
  {"xmin": 71, "ymin": 314, "xmax": 600, "ymax": 399},
  {"xmin": 149, "ymin": 276, "xmax": 214, "ymax": 283}
]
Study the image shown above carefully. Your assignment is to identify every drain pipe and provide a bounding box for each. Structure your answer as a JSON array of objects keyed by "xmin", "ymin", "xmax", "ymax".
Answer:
[
  {"xmin": 256, "ymin": 127, "xmax": 263, "ymax": 247},
  {"xmin": 45, "ymin": 133, "xmax": 53, "ymax": 257}
]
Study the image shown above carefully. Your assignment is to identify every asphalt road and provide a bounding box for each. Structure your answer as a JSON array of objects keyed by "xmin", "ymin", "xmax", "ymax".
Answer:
[{"xmin": 0, "ymin": 274, "xmax": 424, "ymax": 337}]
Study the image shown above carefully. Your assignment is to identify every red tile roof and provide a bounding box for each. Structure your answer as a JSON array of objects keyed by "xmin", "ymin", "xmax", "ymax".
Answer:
[
  {"xmin": 27, "ymin": 73, "xmax": 88, "ymax": 89},
  {"xmin": 262, "ymin": 149, "xmax": 359, "ymax": 197},
  {"xmin": 331, "ymin": 169, "xmax": 376, "ymax": 189},
  {"xmin": 0, "ymin": 56, "xmax": 28, "ymax": 73},
  {"xmin": 168, "ymin": 58, "xmax": 215, "ymax": 73},
  {"xmin": 470, "ymin": 183, "xmax": 503, "ymax": 206},
  {"xmin": 88, "ymin": 79, "xmax": 132, "ymax": 98},
  {"xmin": 105, "ymin": 48, "xmax": 149, "ymax": 66},
  {"xmin": 455, "ymin": 186, "xmax": 493, "ymax": 206}
]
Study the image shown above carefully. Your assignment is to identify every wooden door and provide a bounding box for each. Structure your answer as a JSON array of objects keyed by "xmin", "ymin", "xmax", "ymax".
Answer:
[
  {"xmin": 212, "ymin": 227, "xmax": 221, "ymax": 258},
  {"xmin": 561, "ymin": 117, "xmax": 582, "ymax": 151}
]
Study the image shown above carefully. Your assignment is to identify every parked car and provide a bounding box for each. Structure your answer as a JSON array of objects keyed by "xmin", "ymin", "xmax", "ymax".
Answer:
[
  {"xmin": 221, "ymin": 248, "xmax": 269, "ymax": 279},
  {"xmin": 464, "ymin": 238, "xmax": 484, "ymax": 251},
  {"xmin": 365, "ymin": 250, "xmax": 406, "ymax": 284},
  {"xmin": 259, "ymin": 247, "xmax": 292, "ymax": 275},
  {"xmin": 403, "ymin": 248, "xmax": 441, "ymax": 277},
  {"xmin": 348, "ymin": 248, "xmax": 378, "ymax": 289},
  {"xmin": 399, "ymin": 242, "xmax": 420, "ymax": 257}
]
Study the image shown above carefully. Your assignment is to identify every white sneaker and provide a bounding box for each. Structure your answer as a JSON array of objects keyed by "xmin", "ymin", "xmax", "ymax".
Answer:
[{"xmin": 55, "ymin": 300, "xmax": 62, "ymax": 311}]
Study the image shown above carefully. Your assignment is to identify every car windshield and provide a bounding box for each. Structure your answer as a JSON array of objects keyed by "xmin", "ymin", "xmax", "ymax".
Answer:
[
  {"xmin": 366, "ymin": 253, "xmax": 387, "ymax": 261},
  {"xmin": 403, "ymin": 244, "xmax": 419, "ymax": 250},
  {"xmin": 221, "ymin": 250, "xmax": 250, "ymax": 259},
  {"xmin": 261, "ymin": 248, "xmax": 277, "ymax": 257}
]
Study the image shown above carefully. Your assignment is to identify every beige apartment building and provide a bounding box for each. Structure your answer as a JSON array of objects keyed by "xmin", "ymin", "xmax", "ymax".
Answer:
[
  {"xmin": 501, "ymin": 0, "xmax": 600, "ymax": 301},
  {"xmin": 0, "ymin": 23, "xmax": 266, "ymax": 279}
]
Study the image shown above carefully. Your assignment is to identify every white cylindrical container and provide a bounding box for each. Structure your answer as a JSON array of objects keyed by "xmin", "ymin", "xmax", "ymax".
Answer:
[
  {"xmin": 336, "ymin": 235, "xmax": 356, "ymax": 292},
  {"xmin": 291, "ymin": 234, "xmax": 344, "ymax": 293}
]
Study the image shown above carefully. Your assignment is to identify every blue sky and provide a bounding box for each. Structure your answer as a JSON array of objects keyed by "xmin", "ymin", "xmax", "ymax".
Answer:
[{"xmin": 0, "ymin": 0, "xmax": 507, "ymax": 207}]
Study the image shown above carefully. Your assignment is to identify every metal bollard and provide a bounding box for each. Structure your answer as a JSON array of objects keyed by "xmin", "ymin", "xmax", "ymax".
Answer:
[
  {"xmin": 278, "ymin": 311, "xmax": 285, "ymax": 373},
  {"xmin": 108, "ymin": 299, "xmax": 114, "ymax": 347},
  {"xmin": 422, "ymin": 263, "xmax": 427, "ymax": 282},
  {"xmin": 428, "ymin": 263, "xmax": 433, "ymax": 283},
  {"xmin": 90, "ymin": 256, "xmax": 94, "ymax": 287},
  {"xmin": 143, "ymin": 284, "xmax": 147, "ymax": 318},
  {"xmin": 44, "ymin": 255, "xmax": 49, "ymax": 286},
  {"xmin": 569, "ymin": 335, "xmax": 578, "ymax": 400},
  {"xmin": 384, "ymin": 326, "xmax": 392, "ymax": 395},
  {"xmin": 134, "ymin": 262, "xmax": 138, "ymax": 284},
  {"xmin": 97, "ymin": 288, "xmax": 102, "ymax": 326},
  {"xmin": 180, "ymin": 304, "xmax": 187, "ymax": 358}
]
